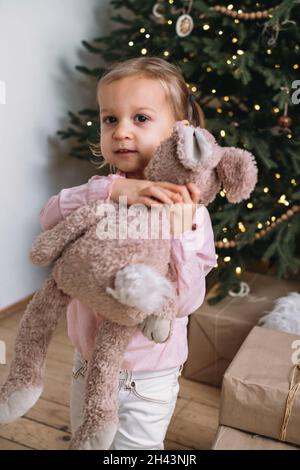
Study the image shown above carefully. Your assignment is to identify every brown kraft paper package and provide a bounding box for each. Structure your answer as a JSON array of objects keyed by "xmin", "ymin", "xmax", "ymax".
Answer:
[
  {"xmin": 183, "ymin": 272, "xmax": 299, "ymax": 387},
  {"xmin": 219, "ymin": 326, "xmax": 300, "ymax": 446}
]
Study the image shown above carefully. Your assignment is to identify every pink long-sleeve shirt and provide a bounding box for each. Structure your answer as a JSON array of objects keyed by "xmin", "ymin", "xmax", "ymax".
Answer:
[{"xmin": 39, "ymin": 171, "xmax": 216, "ymax": 371}]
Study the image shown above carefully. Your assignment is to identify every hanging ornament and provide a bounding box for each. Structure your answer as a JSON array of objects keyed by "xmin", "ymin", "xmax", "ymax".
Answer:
[
  {"xmin": 260, "ymin": 17, "xmax": 297, "ymax": 48},
  {"xmin": 176, "ymin": 0, "xmax": 194, "ymax": 37},
  {"xmin": 176, "ymin": 13, "xmax": 194, "ymax": 37},
  {"xmin": 278, "ymin": 93, "xmax": 292, "ymax": 130},
  {"xmin": 270, "ymin": 87, "xmax": 292, "ymax": 135},
  {"xmin": 152, "ymin": 2, "xmax": 166, "ymax": 25},
  {"xmin": 278, "ymin": 115, "xmax": 292, "ymax": 128}
]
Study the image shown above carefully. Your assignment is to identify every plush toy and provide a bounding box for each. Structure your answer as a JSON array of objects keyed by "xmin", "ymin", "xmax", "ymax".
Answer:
[
  {"xmin": 258, "ymin": 292, "xmax": 300, "ymax": 335},
  {"xmin": 0, "ymin": 121, "xmax": 257, "ymax": 449}
]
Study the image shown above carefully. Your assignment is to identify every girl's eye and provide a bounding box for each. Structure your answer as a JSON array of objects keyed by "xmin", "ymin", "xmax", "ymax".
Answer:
[
  {"xmin": 102, "ymin": 116, "xmax": 116, "ymax": 124},
  {"xmin": 134, "ymin": 114, "xmax": 149, "ymax": 123},
  {"xmin": 102, "ymin": 114, "xmax": 149, "ymax": 124}
]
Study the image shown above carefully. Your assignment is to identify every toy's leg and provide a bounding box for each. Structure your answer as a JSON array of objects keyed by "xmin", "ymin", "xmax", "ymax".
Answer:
[
  {"xmin": 0, "ymin": 274, "xmax": 70, "ymax": 423},
  {"xmin": 69, "ymin": 320, "xmax": 134, "ymax": 450}
]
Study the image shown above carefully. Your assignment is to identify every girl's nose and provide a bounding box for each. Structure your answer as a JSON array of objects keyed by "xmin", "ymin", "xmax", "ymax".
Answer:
[{"xmin": 113, "ymin": 120, "xmax": 133, "ymax": 140}]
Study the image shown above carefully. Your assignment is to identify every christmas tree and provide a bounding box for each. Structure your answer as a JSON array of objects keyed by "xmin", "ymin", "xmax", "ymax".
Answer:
[{"xmin": 57, "ymin": 0, "xmax": 300, "ymax": 302}]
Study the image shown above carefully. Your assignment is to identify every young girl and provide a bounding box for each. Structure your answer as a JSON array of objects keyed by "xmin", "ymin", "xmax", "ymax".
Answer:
[{"xmin": 40, "ymin": 57, "xmax": 216, "ymax": 450}]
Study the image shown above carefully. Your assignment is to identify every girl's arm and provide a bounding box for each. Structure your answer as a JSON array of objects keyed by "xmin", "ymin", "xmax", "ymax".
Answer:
[
  {"xmin": 39, "ymin": 174, "xmax": 124, "ymax": 231},
  {"xmin": 171, "ymin": 206, "xmax": 216, "ymax": 318}
]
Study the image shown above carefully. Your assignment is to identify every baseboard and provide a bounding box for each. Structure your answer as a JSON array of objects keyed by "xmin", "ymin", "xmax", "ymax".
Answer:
[{"xmin": 0, "ymin": 293, "xmax": 34, "ymax": 318}]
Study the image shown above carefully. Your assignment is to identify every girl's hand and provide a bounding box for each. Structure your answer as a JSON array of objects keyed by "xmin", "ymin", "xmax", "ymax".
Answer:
[
  {"xmin": 168, "ymin": 183, "xmax": 201, "ymax": 237},
  {"xmin": 110, "ymin": 178, "xmax": 184, "ymax": 207}
]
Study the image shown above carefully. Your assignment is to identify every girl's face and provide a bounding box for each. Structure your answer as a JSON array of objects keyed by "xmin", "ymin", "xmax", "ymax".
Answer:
[{"xmin": 98, "ymin": 75, "xmax": 177, "ymax": 179}]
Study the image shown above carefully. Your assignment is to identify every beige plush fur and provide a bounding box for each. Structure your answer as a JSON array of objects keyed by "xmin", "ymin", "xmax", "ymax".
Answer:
[{"xmin": 0, "ymin": 121, "xmax": 258, "ymax": 449}]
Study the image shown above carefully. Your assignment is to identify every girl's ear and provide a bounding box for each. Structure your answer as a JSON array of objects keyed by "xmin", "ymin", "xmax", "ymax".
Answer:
[{"xmin": 216, "ymin": 147, "xmax": 258, "ymax": 203}]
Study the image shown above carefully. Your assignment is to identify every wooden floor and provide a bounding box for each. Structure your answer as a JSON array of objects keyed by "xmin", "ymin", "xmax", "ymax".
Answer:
[{"xmin": 0, "ymin": 309, "xmax": 220, "ymax": 450}]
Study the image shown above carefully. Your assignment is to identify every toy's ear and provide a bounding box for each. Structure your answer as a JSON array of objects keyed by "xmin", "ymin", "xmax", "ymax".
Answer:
[
  {"xmin": 176, "ymin": 121, "xmax": 216, "ymax": 170},
  {"xmin": 216, "ymin": 147, "xmax": 258, "ymax": 203}
]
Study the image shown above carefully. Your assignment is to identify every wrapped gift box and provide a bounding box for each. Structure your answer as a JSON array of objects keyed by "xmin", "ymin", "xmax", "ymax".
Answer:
[
  {"xmin": 212, "ymin": 425, "xmax": 299, "ymax": 450},
  {"xmin": 183, "ymin": 272, "xmax": 299, "ymax": 387},
  {"xmin": 219, "ymin": 326, "xmax": 300, "ymax": 446}
]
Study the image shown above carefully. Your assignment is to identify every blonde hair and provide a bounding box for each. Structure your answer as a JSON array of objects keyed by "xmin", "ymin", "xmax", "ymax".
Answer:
[{"xmin": 89, "ymin": 56, "xmax": 205, "ymax": 172}]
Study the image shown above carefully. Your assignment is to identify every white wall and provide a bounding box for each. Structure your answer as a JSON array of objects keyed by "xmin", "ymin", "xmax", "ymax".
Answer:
[{"xmin": 0, "ymin": 0, "xmax": 115, "ymax": 309}]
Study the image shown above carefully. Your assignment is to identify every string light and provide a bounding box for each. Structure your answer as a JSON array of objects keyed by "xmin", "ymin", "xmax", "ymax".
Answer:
[
  {"xmin": 145, "ymin": 34, "xmax": 150, "ymax": 38},
  {"xmin": 273, "ymin": 107, "xmax": 280, "ymax": 113},
  {"xmin": 128, "ymin": 41, "xmax": 134, "ymax": 46},
  {"xmin": 140, "ymin": 28, "xmax": 146, "ymax": 33},
  {"xmin": 212, "ymin": 89, "xmax": 217, "ymax": 93},
  {"xmin": 247, "ymin": 202, "xmax": 253, "ymax": 209},
  {"xmin": 220, "ymin": 130, "xmax": 226, "ymax": 137},
  {"xmin": 141, "ymin": 48, "xmax": 147, "ymax": 55},
  {"xmin": 217, "ymin": 107, "xmax": 223, "ymax": 113},
  {"xmin": 203, "ymin": 24, "xmax": 210, "ymax": 30},
  {"xmin": 86, "ymin": 121, "xmax": 92, "ymax": 126},
  {"xmin": 219, "ymin": 30, "xmax": 223, "ymax": 35},
  {"xmin": 263, "ymin": 187, "xmax": 269, "ymax": 193},
  {"xmin": 206, "ymin": 67, "xmax": 213, "ymax": 72},
  {"xmin": 163, "ymin": 51, "xmax": 170, "ymax": 56},
  {"xmin": 232, "ymin": 37, "xmax": 238, "ymax": 43},
  {"xmin": 223, "ymin": 96, "xmax": 230, "ymax": 102},
  {"xmin": 237, "ymin": 49, "xmax": 244, "ymax": 55},
  {"xmin": 236, "ymin": 267, "xmax": 242, "ymax": 275},
  {"xmin": 224, "ymin": 256, "xmax": 231, "ymax": 262},
  {"xmin": 167, "ymin": 20, "xmax": 172, "ymax": 25},
  {"xmin": 215, "ymin": 205, "xmax": 300, "ymax": 249},
  {"xmin": 254, "ymin": 104, "xmax": 261, "ymax": 110},
  {"xmin": 275, "ymin": 173, "xmax": 281, "ymax": 179},
  {"xmin": 191, "ymin": 86, "xmax": 197, "ymax": 92},
  {"xmin": 278, "ymin": 195, "xmax": 289, "ymax": 206},
  {"xmin": 293, "ymin": 64, "xmax": 299, "ymax": 69},
  {"xmin": 267, "ymin": 49, "xmax": 272, "ymax": 54}
]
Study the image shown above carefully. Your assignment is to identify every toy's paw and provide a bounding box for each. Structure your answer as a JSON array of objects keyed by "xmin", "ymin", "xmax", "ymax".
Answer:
[
  {"xmin": 69, "ymin": 421, "xmax": 118, "ymax": 450},
  {"xmin": 0, "ymin": 385, "xmax": 43, "ymax": 423},
  {"xmin": 140, "ymin": 315, "xmax": 172, "ymax": 343}
]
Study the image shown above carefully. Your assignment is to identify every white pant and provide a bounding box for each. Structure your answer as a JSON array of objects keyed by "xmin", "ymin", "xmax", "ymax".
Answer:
[{"xmin": 70, "ymin": 350, "xmax": 183, "ymax": 450}]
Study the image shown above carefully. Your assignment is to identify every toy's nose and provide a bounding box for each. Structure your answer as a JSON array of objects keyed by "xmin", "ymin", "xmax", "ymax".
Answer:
[{"xmin": 181, "ymin": 120, "xmax": 190, "ymax": 126}]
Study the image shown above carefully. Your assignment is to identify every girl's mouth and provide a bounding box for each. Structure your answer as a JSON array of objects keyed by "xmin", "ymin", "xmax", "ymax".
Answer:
[{"xmin": 115, "ymin": 150, "xmax": 137, "ymax": 155}]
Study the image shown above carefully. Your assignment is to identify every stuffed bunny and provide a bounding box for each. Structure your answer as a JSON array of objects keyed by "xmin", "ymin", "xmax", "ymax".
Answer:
[{"xmin": 0, "ymin": 121, "xmax": 257, "ymax": 450}]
